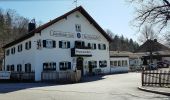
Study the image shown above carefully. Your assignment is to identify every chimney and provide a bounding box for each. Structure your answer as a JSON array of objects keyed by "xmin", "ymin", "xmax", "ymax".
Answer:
[
  {"xmin": 28, "ymin": 19, "xmax": 36, "ymax": 32},
  {"xmin": 154, "ymin": 39, "xmax": 157, "ymax": 42}
]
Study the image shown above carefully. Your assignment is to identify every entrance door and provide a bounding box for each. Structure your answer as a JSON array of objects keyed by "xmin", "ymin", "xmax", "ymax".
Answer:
[{"xmin": 76, "ymin": 57, "xmax": 84, "ymax": 76}]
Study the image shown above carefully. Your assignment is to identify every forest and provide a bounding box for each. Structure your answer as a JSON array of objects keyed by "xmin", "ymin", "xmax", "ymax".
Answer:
[{"xmin": 106, "ymin": 30, "xmax": 139, "ymax": 52}]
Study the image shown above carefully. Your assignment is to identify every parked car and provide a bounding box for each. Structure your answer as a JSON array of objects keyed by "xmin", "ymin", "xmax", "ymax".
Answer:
[
  {"xmin": 157, "ymin": 61, "xmax": 169, "ymax": 68},
  {"xmin": 145, "ymin": 63, "xmax": 157, "ymax": 70}
]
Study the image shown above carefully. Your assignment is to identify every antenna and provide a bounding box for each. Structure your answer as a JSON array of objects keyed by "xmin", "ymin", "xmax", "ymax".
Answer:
[{"xmin": 73, "ymin": 0, "xmax": 78, "ymax": 8}]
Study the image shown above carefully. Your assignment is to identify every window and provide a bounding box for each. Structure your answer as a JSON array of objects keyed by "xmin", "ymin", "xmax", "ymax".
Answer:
[
  {"xmin": 25, "ymin": 63, "xmax": 31, "ymax": 72},
  {"xmin": 75, "ymin": 41, "xmax": 84, "ymax": 48},
  {"xmin": 59, "ymin": 62, "xmax": 71, "ymax": 70},
  {"xmin": 118, "ymin": 61, "xmax": 121, "ymax": 67},
  {"xmin": 6, "ymin": 49, "xmax": 10, "ymax": 56},
  {"xmin": 114, "ymin": 61, "xmax": 117, "ymax": 66},
  {"xmin": 7, "ymin": 65, "xmax": 15, "ymax": 71},
  {"xmin": 6, "ymin": 65, "xmax": 10, "ymax": 71},
  {"xmin": 43, "ymin": 62, "xmax": 56, "ymax": 71},
  {"xmin": 11, "ymin": 47, "xmax": 15, "ymax": 54},
  {"xmin": 25, "ymin": 41, "xmax": 31, "ymax": 50},
  {"xmin": 59, "ymin": 41, "xmax": 70, "ymax": 49},
  {"xmin": 75, "ymin": 24, "xmax": 81, "ymax": 32},
  {"xmin": 43, "ymin": 40, "xmax": 56, "ymax": 48},
  {"xmin": 110, "ymin": 61, "xmax": 114, "ymax": 67},
  {"xmin": 88, "ymin": 61, "xmax": 97, "ymax": 68},
  {"xmin": 98, "ymin": 44, "xmax": 106, "ymax": 50},
  {"xmin": 18, "ymin": 44, "xmax": 22, "ymax": 52},
  {"xmin": 99, "ymin": 60, "xmax": 107, "ymax": 67},
  {"xmin": 122, "ymin": 60, "xmax": 128, "ymax": 66},
  {"xmin": 17, "ymin": 64, "xmax": 22, "ymax": 72},
  {"xmin": 88, "ymin": 43, "xmax": 96, "ymax": 49},
  {"xmin": 110, "ymin": 61, "xmax": 118, "ymax": 67}
]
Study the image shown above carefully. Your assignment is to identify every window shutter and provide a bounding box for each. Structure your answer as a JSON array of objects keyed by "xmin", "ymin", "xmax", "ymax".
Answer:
[
  {"xmin": 14, "ymin": 48, "xmax": 15, "ymax": 54},
  {"xmin": 21, "ymin": 45, "xmax": 22, "ymax": 51},
  {"xmin": 94, "ymin": 44, "xmax": 96, "ymax": 49},
  {"xmin": 67, "ymin": 41, "xmax": 70, "ymax": 48},
  {"xmin": 43, "ymin": 63, "xmax": 45, "ymax": 69},
  {"xmin": 59, "ymin": 41, "xmax": 62, "ymax": 48},
  {"xmin": 29, "ymin": 41, "xmax": 31, "ymax": 49},
  {"xmin": 53, "ymin": 63, "xmax": 56, "ymax": 70},
  {"xmin": 43, "ymin": 40, "xmax": 46, "ymax": 47},
  {"xmin": 88, "ymin": 43, "xmax": 91, "ymax": 48},
  {"xmin": 95, "ymin": 61, "xmax": 97, "ymax": 68},
  {"xmin": 82, "ymin": 42, "xmax": 85, "ymax": 47},
  {"xmin": 68, "ymin": 62, "xmax": 71, "ymax": 69},
  {"xmin": 99, "ymin": 61, "xmax": 101, "ymax": 67},
  {"xmin": 98, "ymin": 44, "xmax": 101, "ymax": 50},
  {"xmin": 18, "ymin": 46, "xmax": 20, "ymax": 52},
  {"xmin": 105, "ymin": 61, "xmax": 107, "ymax": 67},
  {"xmin": 25, "ymin": 42, "xmax": 27, "ymax": 49},
  {"xmin": 53, "ymin": 41, "xmax": 56, "ymax": 48},
  {"xmin": 103, "ymin": 44, "xmax": 106, "ymax": 50}
]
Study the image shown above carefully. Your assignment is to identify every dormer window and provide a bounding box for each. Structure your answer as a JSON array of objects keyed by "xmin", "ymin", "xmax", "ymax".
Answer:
[{"xmin": 75, "ymin": 24, "xmax": 81, "ymax": 32}]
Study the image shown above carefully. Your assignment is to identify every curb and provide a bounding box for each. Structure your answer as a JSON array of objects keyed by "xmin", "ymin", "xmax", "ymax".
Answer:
[{"xmin": 138, "ymin": 87, "xmax": 170, "ymax": 96}]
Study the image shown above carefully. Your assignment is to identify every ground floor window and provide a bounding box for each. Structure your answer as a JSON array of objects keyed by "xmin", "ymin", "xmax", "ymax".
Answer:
[
  {"xmin": 25, "ymin": 63, "xmax": 31, "ymax": 72},
  {"xmin": 122, "ymin": 60, "xmax": 128, "ymax": 66},
  {"xmin": 118, "ymin": 61, "xmax": 121, "ymax": 67},
  {"xmin": 88, "ymin": 61, "xmax": 97, "ymax": 68},
  {"xmin": 110, "ymin": 61, "xmax": 118, "ymax": 67},
  {"xmin": 99, "ymin": 60, "xmax": 107, "ymax": 67},
  {"xmin": 17, "ymin": 64, "xmax": 22, "ymax": 72},
  {"xmin": 110, "ymin": 60, "xmax": 128, "ymax": 67},
  {"xmin": 6, "ymin": 65, "xmax": 14, "ymax": 71},
  {"xmin": 43, "ymin": 62, "xmax": 56, "ymax": 71},
  {"xmin": 59, "ymin": 62, "xmax": 71, "ymax": 70}
]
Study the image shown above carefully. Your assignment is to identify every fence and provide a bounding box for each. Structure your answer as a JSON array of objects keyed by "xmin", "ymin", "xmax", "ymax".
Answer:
[
  {"xmin": 142, "ymin": 69, "xmax": 170, "ymax": 87},
  {"xmin": 10, "ymin": 72, "xmax": 35, "ymax": 81},
  {"xmin": 41, "ymin": 70, "xmax": 81, "ymax": 83}
]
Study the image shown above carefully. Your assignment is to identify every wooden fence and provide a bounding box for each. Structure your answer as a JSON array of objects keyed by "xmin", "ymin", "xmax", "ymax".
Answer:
[
  {"xmin": 10, "ymin": 72, "xmax": 35, "ymax": 81},
  {"xmin": 41, "ymin": 70, "xmax": 81, "ymax": 83},
  {"xmin": 142, "ymin": 69, "xmax": 170, "ymax": 87}
]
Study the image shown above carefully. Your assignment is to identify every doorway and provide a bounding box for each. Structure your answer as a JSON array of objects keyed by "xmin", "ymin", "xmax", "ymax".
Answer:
[{"xmin": 76, "ymin": 57, "xmax": 84, "ymax": 76}]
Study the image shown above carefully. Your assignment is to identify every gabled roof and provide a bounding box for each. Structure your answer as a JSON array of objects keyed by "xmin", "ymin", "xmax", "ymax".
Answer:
[
  {"xmin": 3, "ymin": 6, "xmax": 112, "ymax": 49},
  {"xmin": 135, "ymin": 39, "xmax": 170, "ymax": 53}
]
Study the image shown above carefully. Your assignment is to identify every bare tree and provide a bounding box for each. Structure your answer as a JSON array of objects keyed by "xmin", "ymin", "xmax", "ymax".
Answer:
[
  {"xmin": 165, "ymin": 33, "xmax": 170, "ymax": 46},
  {"xmin": 106, "ymin": 29, "xmax": 114, "ymax": 39},
  {"xmin": 138, "ymin": 25, "xmax": 158, "ymax": 43},
  {"xmin": 129, "ymin": 0, "xmax": 170, "ymax": 32}
]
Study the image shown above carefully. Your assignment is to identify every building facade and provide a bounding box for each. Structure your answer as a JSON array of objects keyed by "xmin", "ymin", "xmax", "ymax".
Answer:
[
  {"xmin": 3, "ymin": 6, "xmax": 112, "ymax": 81},
  {"xmin": 110, "ymin": 56, "xmax": 129, "ymax": 73},
  {"xmin": 109, "ymin": 51, "xmax": 130, "ymax": 73}
]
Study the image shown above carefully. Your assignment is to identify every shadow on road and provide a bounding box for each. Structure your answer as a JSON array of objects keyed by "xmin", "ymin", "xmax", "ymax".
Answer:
[{"xmin": 0, "ymin": 75, "xmax": 105, "ymax": 94}]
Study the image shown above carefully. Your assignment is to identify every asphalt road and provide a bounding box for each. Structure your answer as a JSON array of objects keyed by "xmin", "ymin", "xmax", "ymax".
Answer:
[{"xmin": 0, "ymin": 72, "xmax": 169, "ymax": 100}]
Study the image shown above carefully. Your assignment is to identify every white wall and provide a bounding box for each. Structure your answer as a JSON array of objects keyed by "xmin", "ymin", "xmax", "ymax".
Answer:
[
  {"xmin": 110, "ymin": 57, "xmax": 129, "ymax": 73},
  {"xmin": 5, "ymin": 11, "xmax": 110, "ymax": 81},
  {"xmin": 5, "ymin": 36, "xmax": 37, "ymax": 73},
  {"xmin": 35, "ymin": 11, "xmax": 110, "ymax": 80}
]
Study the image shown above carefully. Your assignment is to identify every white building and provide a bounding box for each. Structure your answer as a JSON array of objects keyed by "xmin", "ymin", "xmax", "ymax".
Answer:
[
  {"xmin": 109, "ymin": 51, "xmax": 129, "ymax": 73},
  {"xmin": 3, "ymin": 6, "xmax": 112, "ymax": 81}
]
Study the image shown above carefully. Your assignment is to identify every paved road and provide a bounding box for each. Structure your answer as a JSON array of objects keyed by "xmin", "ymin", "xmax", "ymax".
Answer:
[{"xmin": 0, "ymin": 73, "xmax": 169, "ymax": 100}]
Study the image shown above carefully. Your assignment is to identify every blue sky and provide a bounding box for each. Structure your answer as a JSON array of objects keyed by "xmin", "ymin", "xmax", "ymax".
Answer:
[{"xmin": 0, "ymin": 0, "xmax": 138, "ymax": 42}]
